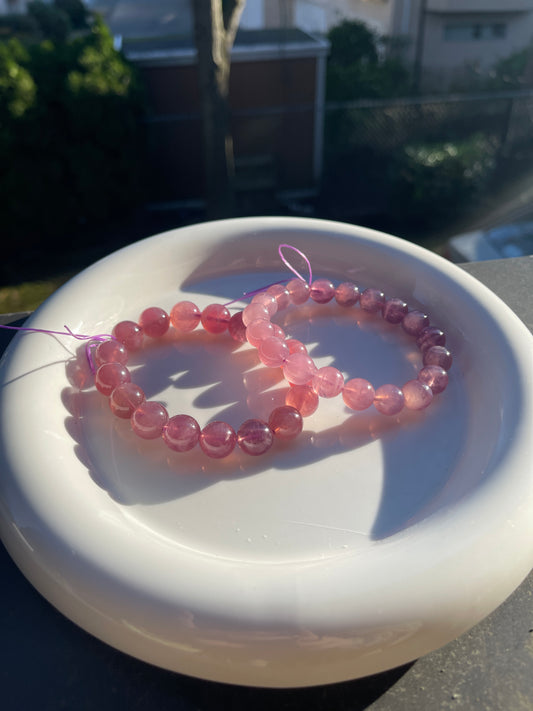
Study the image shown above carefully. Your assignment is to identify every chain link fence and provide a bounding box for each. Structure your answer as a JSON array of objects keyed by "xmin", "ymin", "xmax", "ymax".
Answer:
[{"xmin": 320, "ymin": 90, "xmax": 533, "ymax": 232}]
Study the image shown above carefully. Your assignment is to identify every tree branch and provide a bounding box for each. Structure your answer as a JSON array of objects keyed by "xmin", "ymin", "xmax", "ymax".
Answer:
[{"xmin": 222, "ymin": 0, "xmax": 246, "ymax": 51}]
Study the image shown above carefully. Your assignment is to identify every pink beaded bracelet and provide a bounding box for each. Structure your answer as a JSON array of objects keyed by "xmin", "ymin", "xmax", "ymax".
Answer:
[
  {"xmin": 92, "ymin": 302, "xmax": 304, "ymax": 459},
  {"xmin": 236, "ymin": 277, "xmax": 452, "ymax": 417}
]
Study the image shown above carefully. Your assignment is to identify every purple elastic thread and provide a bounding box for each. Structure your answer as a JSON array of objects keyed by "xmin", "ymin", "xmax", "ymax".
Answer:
[
  {"xmin": 278, "ymin": 244, "xmax": 312, "ymax": 285},
  {"xmin": 0, "ymin": 323, "xmax": 115, "ymax": 373},
  {"xmin": 223, "ymin": 243, "xmax": 312, "ymax": 307}
]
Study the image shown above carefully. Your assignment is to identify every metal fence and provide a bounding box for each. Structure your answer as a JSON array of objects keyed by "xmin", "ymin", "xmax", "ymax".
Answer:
[
  {"xmin": 323, "ymin": 89, "xmax": 533, "ymax": 156},
  {"xmin": 144, "ymin": 89, "xmax": 533, "ymax": 225}
]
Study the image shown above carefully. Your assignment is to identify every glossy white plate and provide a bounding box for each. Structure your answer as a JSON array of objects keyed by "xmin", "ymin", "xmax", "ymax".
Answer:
[{"xmin": 0, "ymin": 217, "xmax": 532, "ymax": 688}]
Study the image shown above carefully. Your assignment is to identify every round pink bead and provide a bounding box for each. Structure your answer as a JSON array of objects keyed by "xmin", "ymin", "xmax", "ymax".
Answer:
[
  {"xmin": 95, "ymin": 362, "xmax": 131, "ymax": 396},
  {"xmin": 383, "ymin": 298, "xmax": 408, "ymax": 324},
  {"xmin": 242, "ymin": 303, "xmax": 270, "ymax": 326},
  {"xmin": 201, "ymin": 304, "xmax": 231, "ymax": 334},
  {"xmin": 246, "ymin": 319, "xmax": 275, "ymax": 347},
  {"xmin": 416, "ymin": 326, "xmax": 446, "ymax": 352},
  {"xmin": 112, "ymin": 320, "xmax": 143, "ymax": 351},
  {"xmin": 310, "ymin": 278, "xmax": 335, "ymax": 304},
  {"xmin": 285, "ymin": 384, "xmax": 319, "ymax": 416},
  {"xmin": 228, "ymin": 311, "xmax": 247, "ymax": 343},
  {"xmin": 259, "ymin": 337, "xmax": 290, "ymax": 367},
  {"xmin": 312, "ymin": 366, "xmax": 344, "ymax": 398},
  {"xmin": 271, "ymin": 323, "xmax": 286, "ymax": 340},
  {"xmin": 402, "ymin": 379, "xmax": 433, "ymax": 410},
  {"xmin": 199, "ymin": 421, "xmax": 237, "ymax": 458},
  {"xmin": 286, "ymin": 338, "xmax": 307, "ymax": 355},
  {"xmin": 237, "ymin": 419, "xmax": 274, "ymax": 456},
  {"xmin": 373, "ymin": 384, "xmax": 405, "ymax": 416},
  {"xmin": 423, "ymin": 346, "xmax": 453, "ymax": 371},
  {"xmin": 251, "ymin": 292, "xmax": 278, "ymax": 316},
  {"xmin": 163, "ymin": 414, "xmax": 200, "ymax": 452},
  {"xmin": 360, "ymin": 288, "xmax": 385, "ymax": 313},
  {"xmin": 170, "ymin": 301, "xmax": 201, "ymax": 332},
  {"xmin": 342, "ymin": 378, "xmax": 375, "ymax": 411},
  {"xmin": 282, "ymin": 352, "xmax": 318, "ymax": 386},
  {"xmin": 266, "ymin": 284, "xmax": 291, "ymax": 310},
  {"xmin": 268, "ymin": 405, "xmax": 303, "ymax": 440},
  {"xmin": 335, "ymin": 282, "xmax": 359, "ymax": 307},
  {"xmin": 139, "ymin": 307, "xmax": 170, "ymax": 339},
  {"xmin": 402, "ymin": 310, "xmax": 430, "ymax": 336},
  {"xmin": 109, "ymin": 382, "xmax": 145, "ymax": 419},
  {"xmin": 94, "ymin": 339, "xmax": 128, "ymax": 368},
  {"xmin": 131, "ymin": 401, "xmax": 169, "ymax": 439},
  {"xmin": 418, "ymin": 365, "xmax": 449, "ymax": 394},
  {"xmin": 287, "ymin": 278, "xmax": 310, "ymax": 305}
]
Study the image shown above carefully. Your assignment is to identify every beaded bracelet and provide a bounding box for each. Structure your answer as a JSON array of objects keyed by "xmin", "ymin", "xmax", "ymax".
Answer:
[
  {"xmin": 92, "ymin": 303, "xmax": 304, "ymax": 460},
  {"xmin": 238, "ymin": 277, "xmax": 452, "ymax": 418}
]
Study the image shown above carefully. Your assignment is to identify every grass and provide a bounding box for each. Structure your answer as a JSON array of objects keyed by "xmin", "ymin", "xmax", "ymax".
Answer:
[{"xmin": 0, "ymin": 273, "xmax": 75, "ymax": 314}]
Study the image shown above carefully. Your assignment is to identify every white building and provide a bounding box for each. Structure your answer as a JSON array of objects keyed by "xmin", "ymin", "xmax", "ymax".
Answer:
[{"xmin": 242, "ymin": 0, "xmax": 533, "ymax": 88}]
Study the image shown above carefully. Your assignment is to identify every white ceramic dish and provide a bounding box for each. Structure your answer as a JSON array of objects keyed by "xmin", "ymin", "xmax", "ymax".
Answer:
[{"xmin": 0, "ymin": 217, "xmax": 532, "ymax": 688}]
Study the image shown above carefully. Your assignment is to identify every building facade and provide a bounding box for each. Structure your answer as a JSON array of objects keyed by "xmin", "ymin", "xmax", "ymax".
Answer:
[{"xmin": 242, "ymin": 0, "xmax": 533, "ymax": 88}]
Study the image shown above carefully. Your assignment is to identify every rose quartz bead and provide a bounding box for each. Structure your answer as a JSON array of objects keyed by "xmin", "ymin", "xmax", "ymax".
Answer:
[
  {"xmin": 373, "ymin": 384, "xmax": 405, "ymax": 416},
  {"xmin": 201, "ymin": 304, "xmax": 231, "ymax": 334},
  {"xmin": 282, "ymin": 352, "xmax": 318, "ymax": 385},
  {"xmin": 423, "ymin": 345, "xmax": 453, "ymax": 370},
  {"xmin": 360, "ymin": 288, "xmax": 385, "ymax": 313},
  {"xmin": 242, "ymin": 303, "xmax": 270, "ymax": 326},
  {"xmin": 94, "ymin": 339, "xmax": 128, "ymax": 368},
  {"xmin": 271, "ymin": 323, "xmax": 286, "ymax": 340},
  {"xmin": 237, "ymin": 419, "xmax": 274, "ymax": 456},
  {"xmin": 268, "ymin": 405, "xmax": 303, "ymax": 439},
  {"xmin": 287, "ymin": 278, "xmax": 310, "ymax": 305},
  {"xmin": 402, "ymin": 379, "xmax": 433, "ymax": 410},
  {"xmin": 383, "ymin": 298, "xmax": 408, "ymax": 324},
  {"xmin": 286, "ymin": 338, "xmax": 307, "ymax": 355},
  {"xmin": 418, "ymin": 365, "xmax": 449, "ymax": 394},
  {"xmin": 109, "ymin": 382, "xmax": 145, "ymax": 419},
  {"xmin": 246, "ymin": 319, "xmax": 275, "ymax": 347},
  {"xmin": 163, "ymin": 414, "xmax": 200, "ymax": 452},
  {"xmin": 95, "ymin": 362, "xmax": 131, "ymax": 396},
  {"xmin": 139, "ymin": 307, "xmax": 170, "ymax": 338},
  {"xmin": 228, "ymin": 311, "xmax": 247, "ymax": 343},
  {"xmin": 131, "ymin": 401, "xmax": 169, "ymax": 439},
  {"xmin": 170, "ymin": 301, "xmax": 201, "ymax": 332},
  {"xmin": 285, "ymin": 385, "xmax": 319, "ymax": 417},
  {"xmin": 266, "ymin": 284, "xmax": 291, "ymax": 310},
  {"xmin": 335, "ymin": 282, "xmax": 360, "ymax": 307},
  {"xmin": 310, "ymin": 278, "xmax": 335, "ymax": 304},
  {"xmin": 312, "ymin": 366, "xmax": 344, "ymax": 398},
  {"xmin": 112, "ymin": 320, "xmax": 144, "ymax": 351},
  {"xmin": 199, "ymin": 421, "xmax": 237, "ymax": 458},
  {"xmin": 402, "ymin": 310, "xmax": 430, "ymax": 336},
  {"xmin": 416, "ymin": 326, "xmax": 446, "ymax": 352},
  {"xmin": 251, "ymin": 292, "xmax": 278, "ymax": 316},
  {"xmin": 342, "ymin": 378, "xmax": 375, "ymax": 411},
  {"xmin": 259, "ymin": 337, "xmax": 290, "ymax": 367}
]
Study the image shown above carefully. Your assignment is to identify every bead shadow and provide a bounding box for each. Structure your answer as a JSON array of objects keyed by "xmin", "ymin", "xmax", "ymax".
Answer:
[{"xmin": 63, "ymin": 289, "xmax": 470, "ymax": 543}]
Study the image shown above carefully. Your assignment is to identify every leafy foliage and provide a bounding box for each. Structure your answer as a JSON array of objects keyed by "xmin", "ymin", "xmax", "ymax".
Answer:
[
  {"xmin": 326, "ymin": 20, "xmax": 410, "ymax": 100},
  {"xmin": 0, "ymin": 17, "xmax": 146, "ymax": 252},
  {"xmin": 485, "ymin": 42, "xmax": 533, "ymax": 90},
  {"xmin": 54, "ymin": 0, "xmax": 88, "ymax": 30},
  {"xmin": 27, "ymin": 1, "xmax": 71, "ymax": 43},
  {"xmin": 388, "ymin": 134, "xmax": 498, "ymax": 225}
]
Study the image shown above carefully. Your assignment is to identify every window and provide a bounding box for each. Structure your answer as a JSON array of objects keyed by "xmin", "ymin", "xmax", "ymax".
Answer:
[{"xmin": 444, "ymin": 22, "xmax": 507, "ymax": 42}]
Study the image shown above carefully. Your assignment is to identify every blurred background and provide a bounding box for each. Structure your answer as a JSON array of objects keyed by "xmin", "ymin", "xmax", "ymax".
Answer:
[{"xmin": 1, "ymin": 0, "xmax": 532, "ymax": 311}]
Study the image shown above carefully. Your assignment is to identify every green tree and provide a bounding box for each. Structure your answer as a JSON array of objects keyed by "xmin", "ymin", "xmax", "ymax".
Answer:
[
  {"xmin": 326, "ymin": 20, "xmax": 410, "ymax": 100},
  {"xmin": 0, "ymin": 17, "xmax": 145, "ymax": 251},
  {"xmin": 54, "ymin": 0, "xmax": 88, "ymax": 30},
  {"xmin": 27, "ymin": 0, "xmax": 71, "ymax": 43}
]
